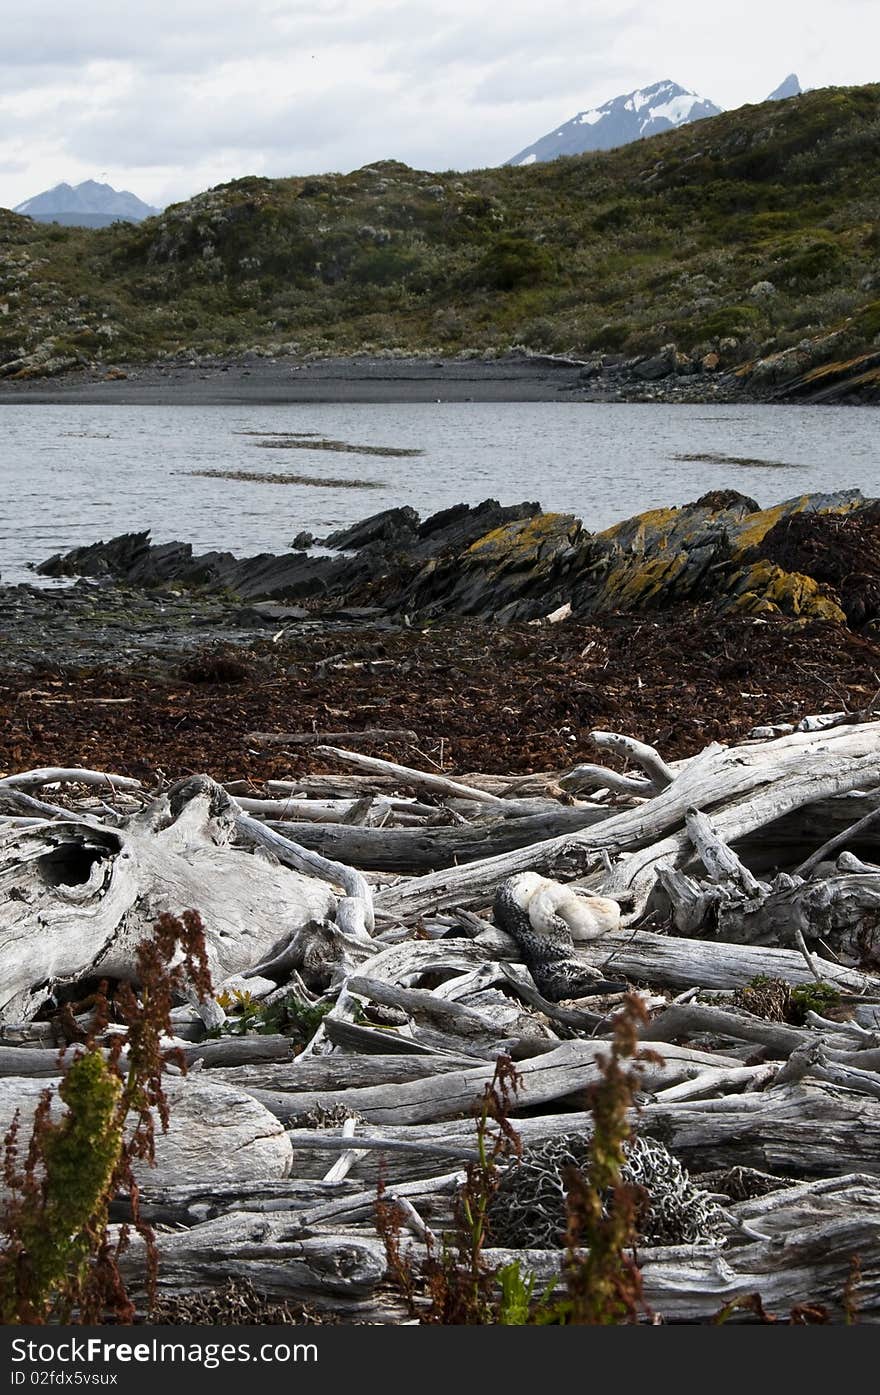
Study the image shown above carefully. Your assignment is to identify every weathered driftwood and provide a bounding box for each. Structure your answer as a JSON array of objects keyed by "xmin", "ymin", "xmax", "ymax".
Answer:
[
  {"xmin": 241, "ymin": 1040, "xmax": 743, "ymax": 1127},
  {"xmin": 345, "ymin": 974, "xmax": 539, "ymax": 1044},
  {"xmin": 733, "ymin": 793, "xmax": 880, "ymax": 876},
  {"xmin": 268, "ymin": 771, "xmax": 563, "ymax": 799},
  {"xmin": 236, "ymin": 795, "xmax": 433, "ymax": 823},
  {"xmin": 641, "ymin": 1001, "xmax": 880, "ymax": 1066},
  {"xmin": 314, "ymin": 745, "xmax": 510, "ymax": 807},
  {"xmin": 123, "ymin": 1169, "xmax": 464, "ymax": 1230},
  {"xmin": 116, "ymin": 1177, "xmax": 370, "ymax": 1226},
  {"xmin": 205, "ymin": 1053, "xmax": 484, "ymax": 1093},
  {"xmin": 839, "ymin": 850, "xmax": 880, "ymax": 875},
  {"xmin": 0, "ymin": 779, "xmax": 336, "ymax": 1022},
  {"xmin": 0, "ymin": 768, "xmax": 143, "ymax": 795},
  {"xmin": 334, "ymin": 936, "xmax": 502, "ymax": 987},
  {"xmin": 3, "ymin": 719, "xmax": 880, "ymax": 1321},
  {"xmin": 230, "ymin": 799, "xmax": 375, "ymax": 935},
  {"xmin": 667, "ymin": 868, "xmax": 880, "ymax": 963},
  {"xmin": 180, "ymin": 1034, "xmax": 302, "ymax": 1068},
  {"xmin": 559, "ymin": 763, "xmax": 653, "ymax": 797},
  {"xmin": 473, "ymin": 1175, "xmax": 880, "ymax": 1321},
  {"xmin": 280, "ymin": 1080, "xmax": 880, "ymax": 1186},
  {"xmin": 118, "ymin": 1172, "xmax": 880, "ymax": 1319},
  {"xmin": 589, "ymin": 730, "xmax": 676, "ymax": 789},
  {"xmin": 796, "ymin": 803, "xmax": 880, "ymax": 878},
  {"xmin": 0, "ymin": 1044, "xmax": 67, "ymax": 1077},
  {"xmin": 640, "ymin": 1080, "xmax": 880, "ymax": 1177},
  {"xmin": 246, "ymin": 728, "xmax": 418, "ymax": 749},
  {"xmin": 119, "ymin": 1217, "xmax": 388, "ymax": 1313},
  {"xmin": 263, "ymin": 804, "xmax": 611, "ymax": 873},
  {"xmin": 0, "ymin": 789, "xmax": 79, "ymax": 820},
  {"xmin": 478, "ymin": 923, "xmax": 870, "ymax": 993},
  {"xmin": 651, "ymin": 1062, "xmax": 777, "ymax": 1102},
  {"xmin": 0, "ymin": 1075, "xmax": 292, "ymax": 1199},
  {"xmin": 320, "ymin": 1016, "xmax": 480, "ymax": 1057},
  {"xmin": 373, "ymin": 721, "xmax": 880, "ymax": 920},
  {"xmin": 651, "ymin": 803, "xmax": 880, "ymax": 968}
]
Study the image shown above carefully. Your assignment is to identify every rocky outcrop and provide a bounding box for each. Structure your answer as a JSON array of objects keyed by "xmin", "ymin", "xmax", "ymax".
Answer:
[
  {"xmin": 38, "ymin": 500, "xmax": 542, "ymax": 607},
  {"xmin": 37, "ymin": 490, "xmax": 879, "ymax": 632},
  {"xmin": 568, "ymin": 489, "xmax": 865, "ymax": 626},
  {"xmin": 735, "ymin": 304, "xmax": 880, "ymax": 405},
  {"xmin": 743, "ymin": 502, "xmax": 880, "ymax": 628},
  {"xmin": 387, "ymin": 512, "xmax": 587, "ymax": 622},
  {"xmin": 324, "ymin": 506, "xmax": 420, "ymax": 552},
  {"xmin": 38, "ymin": 530, "xmax": 368, "ymax": 600}
]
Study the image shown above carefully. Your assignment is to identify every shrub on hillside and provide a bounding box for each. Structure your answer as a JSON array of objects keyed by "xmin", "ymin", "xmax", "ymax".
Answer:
[{"xmin": 473, "ymin": 236, "xmax": 554, "ymax": 291}]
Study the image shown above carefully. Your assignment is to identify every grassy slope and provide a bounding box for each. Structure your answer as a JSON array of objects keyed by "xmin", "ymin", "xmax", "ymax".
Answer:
[{"xmin": 2, "ymin": 84, "xmax": 880, "ymax": 374}]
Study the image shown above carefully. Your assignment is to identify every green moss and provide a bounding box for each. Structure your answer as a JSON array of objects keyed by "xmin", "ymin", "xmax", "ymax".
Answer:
[
  {"xmin": 788, "ymin": 982, "xmax": 842, "ymax": 1024},
  {"xmin": 214, "ymin": 988, "xmax": 332, "ymax": 1043},
  {"xmin": 732, "ymin": 975, "xmax": 842, "ymax": 1027}
]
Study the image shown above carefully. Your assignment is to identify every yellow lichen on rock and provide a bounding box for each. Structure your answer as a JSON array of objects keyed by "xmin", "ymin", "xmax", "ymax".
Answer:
[
  {"xmin": 725, "ymin": 561, "xmax": 847, "ymax": 622},
  {"xmin": 467, "ymin": 513, "xmax": 580, "ymax": 561},
  {"xmin": 731, "ymin": 495, "xmax": 862, "ymax": 557},
  {"xmin": 600, "ymin": 552, "xmax": 690, "ymax": 608},
  {"xmin": 595, "ymin": 505, "xmax": 683, "ymax": 552}
]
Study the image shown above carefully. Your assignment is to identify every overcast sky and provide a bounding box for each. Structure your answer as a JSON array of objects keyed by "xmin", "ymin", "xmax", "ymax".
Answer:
[{"xmin": 2, "ymin": 0, "xmax": 878, "ymax": 211}]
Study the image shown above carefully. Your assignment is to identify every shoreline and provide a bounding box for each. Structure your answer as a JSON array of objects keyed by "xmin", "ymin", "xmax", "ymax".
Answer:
[
  {"xmin": 2, "ymin": 605, "xmax": 879, "ymax": 785},
  {"xmin": 1, "ymin": 488, "xmax": 878, "ymax": 782},
  {"xmin": 0, "ymin": 352, "xmax": 742, "ymax": 407}
]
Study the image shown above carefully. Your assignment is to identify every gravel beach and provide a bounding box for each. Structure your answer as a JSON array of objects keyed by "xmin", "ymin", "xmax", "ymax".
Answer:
[
  {"xmin": 0, "ymin": 354, "xmax": 589, "ymax": 405},
  {"xmin": 0, "ymin": 352, "xmax": 738, "ymax": 406}
]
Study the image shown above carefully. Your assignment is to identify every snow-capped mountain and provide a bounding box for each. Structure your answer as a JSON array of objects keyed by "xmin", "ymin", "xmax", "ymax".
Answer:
[
  {"xmin": 13, "ymin": 180, "xmax": 159, "ymax": 228},
  {"xmin": 506, "ymin": 80, "xmax": 722, "ymax": 166},
  {"xmin": 766, "ymin": 73, "xmax": 801, "ymax": 101}
]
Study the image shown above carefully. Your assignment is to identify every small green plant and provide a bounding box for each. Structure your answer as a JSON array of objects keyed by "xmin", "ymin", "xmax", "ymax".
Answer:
[
  {"xmin": 215, "ymin": 989, "xmax": 331, "ymax": 1043},
  {"xmin": 733, "ymin": 973, "xmax": 841, "ymax": 1026},
  {"xmin": 473, "ymin": 236, "xmax": 554, "ymax": 292},
  {"xmin": 496, "ymin": 1261, "xmax": 551, "ymax": 1325},
  {"xmin": 0, "ymin": 909, "xmax": 212, "ymax": 1324},
  {"xmin": 788, "ymin": 981, "xmax": 842, "ymax": 1024},
  {"xmin": 215, "ymin": 988, "xmax": 269, "ymax": 1035},
  {"xmin": 0, "ymin": 1054, "xmax": 124, "ymax": 1325}
]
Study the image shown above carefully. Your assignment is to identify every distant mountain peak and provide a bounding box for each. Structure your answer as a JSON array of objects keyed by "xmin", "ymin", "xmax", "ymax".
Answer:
[
  {"xmin": 506, "ymin": 79, "xmax": 722, "ymax": 166},
  {"xmin": 766, "ymin": 73, "xmax": 801, "ymax": 101},
  {"xmin": 13, "ymin": 179, "xmax": 159, "ymax": 228}
]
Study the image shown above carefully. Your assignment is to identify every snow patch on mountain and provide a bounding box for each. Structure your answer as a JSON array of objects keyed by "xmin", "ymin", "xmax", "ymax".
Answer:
[
  {"xmin": 507, "ymin": 79, "xmax": 722, "ymax": 166},
  {"xmin": 646, "ymin": 93, "xmax": 706, "ymax": 127}
]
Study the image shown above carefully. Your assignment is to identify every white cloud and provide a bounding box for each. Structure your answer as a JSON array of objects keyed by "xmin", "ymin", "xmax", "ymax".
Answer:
[{"xmin": 1, "ymin": 0, "xmax": 878, "ymax": 210}]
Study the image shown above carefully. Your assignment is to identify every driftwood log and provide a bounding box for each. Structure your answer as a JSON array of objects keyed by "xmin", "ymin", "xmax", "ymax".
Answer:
[
  {"xmin": 0, "ymin": 1074, "xmax": 292, "ymax": 1196},
  {"xmin": 2, "ymin": 720, "xmax": 880, "ymax": 1321},
  {"xmin": 0, "ymin": 778, "xmax": 354, "ymax": 1022}
]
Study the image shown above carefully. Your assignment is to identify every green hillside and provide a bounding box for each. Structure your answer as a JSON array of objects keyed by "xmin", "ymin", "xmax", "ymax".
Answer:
[{"xmin": 2, "ymin": 84, "xmax": 880, "ymax": 382}]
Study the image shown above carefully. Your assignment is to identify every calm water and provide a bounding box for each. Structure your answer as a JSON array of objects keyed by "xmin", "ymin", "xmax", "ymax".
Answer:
[{"xmin": 1, "ymin": 401, "xmax": 878, "ymax": 584}]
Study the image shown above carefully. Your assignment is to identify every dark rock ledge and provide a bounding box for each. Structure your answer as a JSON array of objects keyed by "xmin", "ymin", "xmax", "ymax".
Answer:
[{"xmin": 36, "ymin": 489, "xmax": 880, "ymax": 634}]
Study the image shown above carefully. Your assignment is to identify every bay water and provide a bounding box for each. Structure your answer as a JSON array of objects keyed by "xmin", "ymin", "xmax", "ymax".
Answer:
[{"xmin": 1, "ymin": 400, "xmax": 878, "ymax": 585}]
